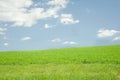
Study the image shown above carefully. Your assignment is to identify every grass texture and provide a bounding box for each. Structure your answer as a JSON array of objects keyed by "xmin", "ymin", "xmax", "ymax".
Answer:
[{"xmin": 0, "ymin": 45, "xmax": 120, "ymax": 80}]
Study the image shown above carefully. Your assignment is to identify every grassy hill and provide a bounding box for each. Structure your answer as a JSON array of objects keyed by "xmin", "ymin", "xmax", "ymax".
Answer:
[{"xmin": 0, "ymin": 45, "xmax": 120, "ymax": 80}]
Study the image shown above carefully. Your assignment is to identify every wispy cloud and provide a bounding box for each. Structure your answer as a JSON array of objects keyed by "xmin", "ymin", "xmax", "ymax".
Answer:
[
  {"xmin": 60, "ymin": 14, "xmax": 79, "ymax": 25},
  {"xmin": 0, "ymin": 27, "xmax": 7, "ymax": 35},
  {"xmin": 47, "ymin": 0, "xmax": 69, "ymax": 8},
  {"xmin": 113, "ymin": 36, "xmax": 120, "ymax": 41},
  {"xmin": 86, "ymin": 8, "xmax": 91, "ymax": 13},
  {"xmin": 51, "ymin": 38, "xmax": 78, "ymax": 45},
  {"xmin": 51, "ymin": 38, "xmax": 61, "ymax": 43},
  {"xmin": 63, "ymin": 41, "xmax": 78, "ymax": 45},
  {"xmin": 97, "ymin": 29, "xmax": 119, "ymax": 38},
  {"xmin": 21, "ymin": 37, "xmax": 32, "ymax": 41},
  {"xmin": 3, "ymin": 36, "xmax": 8, "ymax": 40},
  {"xmin": 44, "ymin": 24, "xmax": 53, "ymax": 29},
  {"xmin": 4, "ymin": 43, "xmax": 9, "ymax": 46}
]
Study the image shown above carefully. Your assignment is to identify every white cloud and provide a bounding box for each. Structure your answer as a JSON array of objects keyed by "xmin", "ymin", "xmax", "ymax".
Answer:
[
  {"xmin": 0, "ymin": 0, "xmax": 69, "ymax": 27},
  {"xmin": 0, "ymin": 27, "xmax": 7, "ymax": 35},
  {"xmin": 44, "ymin": 24, "xmax": 53, "ymax": 29},
  {"xmin": 34, "ymin": 2, "xmax": 45, "ymax": 7},
  {"xmin": 60, "ymin": 14, "xmax": 80, "ymax": 25},
  {"xmin": 53, "ymin": 15, "xmax": 59, "ymax": 18},
  {"xmin": 97, "ymin": 29, "xmax": 119, "ymax": 38},
  {"xmin": 47, "ymin": 0, "xmax": 68, "ymax": 8},
  {"xmin": 113, "ymin": 37, "xmax": 120, "ymax": 41},
  {"xmin": 21, "ymin": 37, "xmax": 32, "ymax": 41},
  {"xmin": 51, "ymin": 38, "xmax": 61, "ymax": 43},
  {"xmin": 63, "ymin": 41, "xmax": 78, "ymax": 45},
  {"xmin": 4, "ymin": 43, "xmax": 9, "ymax": 46},
  {"xmin": 0, "ymin": 27, "xmax": 7, "ymax": 31}
]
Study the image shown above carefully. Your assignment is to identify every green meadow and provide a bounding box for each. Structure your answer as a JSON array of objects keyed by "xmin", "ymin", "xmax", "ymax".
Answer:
[{"xmin": 0, "ymin": 45, "xmax": 120, "ymax": 80}]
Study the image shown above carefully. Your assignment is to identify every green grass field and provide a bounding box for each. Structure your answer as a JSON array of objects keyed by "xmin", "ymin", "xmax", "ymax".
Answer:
[{"xmin": 0, "ymin": 45, "xmax": 120, "ymax": 80}]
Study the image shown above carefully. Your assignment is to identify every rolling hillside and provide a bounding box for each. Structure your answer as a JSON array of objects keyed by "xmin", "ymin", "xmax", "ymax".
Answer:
[{"xmin": 0, "ymin": 45, "xmax": 120, "ymax": 80}]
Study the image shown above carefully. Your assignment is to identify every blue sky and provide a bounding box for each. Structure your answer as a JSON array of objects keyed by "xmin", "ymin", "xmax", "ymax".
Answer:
[{"xmin": 0, "ymin": 0, "xmax": 120, "ymax": 51}]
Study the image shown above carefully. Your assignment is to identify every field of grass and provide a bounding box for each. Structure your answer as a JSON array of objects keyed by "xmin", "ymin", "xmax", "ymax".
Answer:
[{"xmin": 0, "ymin": 45, "xmax": 120, "ymax": 80}]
